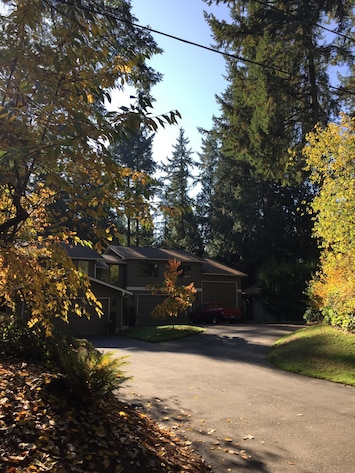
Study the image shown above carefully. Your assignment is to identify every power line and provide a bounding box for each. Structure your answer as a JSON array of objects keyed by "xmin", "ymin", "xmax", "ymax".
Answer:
[{"xmin": 56, "ymin": 0, "xmax": 355, "ymax": 97}]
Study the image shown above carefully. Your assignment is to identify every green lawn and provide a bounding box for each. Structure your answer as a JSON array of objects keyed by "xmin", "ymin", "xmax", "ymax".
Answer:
[
  {"xmin": 268, "ymin": 324, "xmax": 355, "ymax": 386},
  {"xmin": 122, "ymin": 325, "xmax": 204, "ymax": 343}
]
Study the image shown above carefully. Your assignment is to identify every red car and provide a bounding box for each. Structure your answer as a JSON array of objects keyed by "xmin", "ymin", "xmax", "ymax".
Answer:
[{"xmin": 189, "ymin": 302, "xmax": 242, "ymax": 325}]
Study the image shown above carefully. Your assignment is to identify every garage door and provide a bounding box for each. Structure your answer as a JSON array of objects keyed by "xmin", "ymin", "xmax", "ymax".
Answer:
[
  {"xmin": 56, "ymin": 298, "xmax": 109, "ymax": 337},
  {"xmin": 137, "ymin": 294, "xmax": 166, "ymax": 326},
  {"xmin": 137, "ymin": 294, "xmax": 190, "ymax": 326},
  {"xmin": 202, "ymin": 282, "xmax": 237, "ymax": 308}
]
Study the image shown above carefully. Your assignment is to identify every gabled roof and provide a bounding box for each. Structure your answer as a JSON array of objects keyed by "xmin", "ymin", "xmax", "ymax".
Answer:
[
  {"xmin": 63, "ymin": 243, "xmax": 102, "ymax": 261},
  {"xmin": 89, "ymin": 277, "xmax": 132, "ymax": 296},
  {"xmin": 102, "ymin": 253, "xmax": 124, "ymax": 264},
  {"xmin": 106, "ymin": 246, "xmax": 247, "ymax": 278},
  {"xmin": 202, "ymin": 258, "xmax": 247, "ymax": 278},
  {"xmin": 107, "ymin": 246, "xmax": 203, "ymax": 263}
]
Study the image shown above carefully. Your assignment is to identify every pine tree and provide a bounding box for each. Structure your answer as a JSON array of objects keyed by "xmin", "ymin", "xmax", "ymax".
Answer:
[
  {"xmin": 197, "ymin": 0, "xmax": 352, "ymax": 307},
  {"xmin": 204, "ymin": 0, "xmax": 353, "ymax": 179}
]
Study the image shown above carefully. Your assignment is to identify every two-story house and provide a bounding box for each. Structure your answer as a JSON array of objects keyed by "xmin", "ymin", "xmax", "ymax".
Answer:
[{"xmin": 61, "ymin": 245, "xmax": 247, "ymax": 336}]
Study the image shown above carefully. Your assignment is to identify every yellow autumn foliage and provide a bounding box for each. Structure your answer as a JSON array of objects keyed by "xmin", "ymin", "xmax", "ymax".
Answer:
[
  {"xmin": 303, "ymin": 114, "xmax": 355, "ymax": 329},
  {"xmin": 0, "ymin": 1, "xmax": 178, "ymax": 332}
]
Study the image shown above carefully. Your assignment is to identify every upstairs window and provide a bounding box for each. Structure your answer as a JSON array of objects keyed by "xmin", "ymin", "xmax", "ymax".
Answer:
[
  {"xmin": 99, "ymin": 264, "xmax": 120, "ymax": 285},
  {"xmin": 108, "ymin": 264, "xmax": 119, "ymax": 285},
  {"xmin": 139, "ymin": 261, "xmax": 159, "ymax": 277},
  {"xmin": 76, "ymin": 260, "xmax": 89, "ymax": 275},
  {"xmin": 179, "ymin": 264, "xmax": 191, "ymax": 278}
]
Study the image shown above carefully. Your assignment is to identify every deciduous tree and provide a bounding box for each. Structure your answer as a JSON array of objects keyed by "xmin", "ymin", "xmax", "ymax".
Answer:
[
  {"xmin": 303, "ymin": 114, "xmax": 355, "ymax": 330},
  {"xmin": 0, "ymin": 0, "xmax": 179, "ymax": 332},
  {"xmin": 150, "ymin": 259, "xmax": 196, "ymax": 323}
]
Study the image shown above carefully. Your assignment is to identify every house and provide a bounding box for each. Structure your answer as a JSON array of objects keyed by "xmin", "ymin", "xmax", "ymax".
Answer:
[
  {"xmin": 60, "ymin": 245, "xmax": 247, "ymax": 336},
  {"xmin": 56, "ymin": 244, "xmax": 132, "ymax": 337}
]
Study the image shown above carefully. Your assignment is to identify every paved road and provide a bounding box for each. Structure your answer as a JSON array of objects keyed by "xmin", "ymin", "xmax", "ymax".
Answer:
[{"xmin": 91, "ymin": 325, "xmax": 355, "ymax": 473}]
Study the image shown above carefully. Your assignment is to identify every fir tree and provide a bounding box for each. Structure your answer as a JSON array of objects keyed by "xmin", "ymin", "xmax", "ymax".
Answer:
[
  {"xmin": 198, "ymin": 0, "xmax": 352, "ymax": 299},
  {"xmin": 160, "ymin": 128, "xmax": 202, "ymax": 254}
]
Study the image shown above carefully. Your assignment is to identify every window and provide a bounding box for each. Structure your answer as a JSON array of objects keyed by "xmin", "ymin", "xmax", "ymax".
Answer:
[
  {"xmin": 76, "ymin": 260, "xmax": 89, "ymax": 275},
  {"xmin": 179, "ymin": 264, "xmax": 191, "ymax": 278},
  {"xmin": 138, "ymin": 261, "xmax": 159, "ymax": 277},
  {"xmin": 99, "ymin": 264, "xmax": 120, "ymax": 285},
  {"xmin": 109, "ymin": 264, "xmax": 119, "ymax": 285}
]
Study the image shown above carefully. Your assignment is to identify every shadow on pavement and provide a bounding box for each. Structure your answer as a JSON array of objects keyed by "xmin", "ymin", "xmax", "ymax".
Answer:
[
  {"xmin": 90, "ymin": 324, "xmax": 302, "ymax": 369},
  {"xmin": 125, "ymin": 393, "xmax": 277, "ymax": 473}
]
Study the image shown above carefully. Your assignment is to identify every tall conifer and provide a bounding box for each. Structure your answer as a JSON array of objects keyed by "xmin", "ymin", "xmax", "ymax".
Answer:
[
  {"xmin": 160, "ymin": 128, "xmax": 202, "ymax": 253},
  {"xmin": 200, "ymin": 0, "xmax": 353, "ymax": 302}
]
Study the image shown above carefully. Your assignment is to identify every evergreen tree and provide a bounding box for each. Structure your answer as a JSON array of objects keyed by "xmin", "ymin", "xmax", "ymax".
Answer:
[
  {"xmin": 204, "ymin": 0, "xmax": 353, "ymax": 178},
  {"xmin": 110, "ymin": 122, "xmax": 157, "ymax": 246},
  {"xmin": 160, "ymin": 128, "xmax": 202, "ymax": 254},
  {"xmin": 198, "ymin": 0, "xmax": 352, "ymax": 311},
  {"xmin": 202, "ymin": 0, "xmax": 353, "ymax": 257},
  {"xmin": 195, "ymin": 129, "xmax": 220, "ymax": 254}
]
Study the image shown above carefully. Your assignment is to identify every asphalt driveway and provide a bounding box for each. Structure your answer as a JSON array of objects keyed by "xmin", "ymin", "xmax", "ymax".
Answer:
[{"xmin": 91, "ymin": 325, "xmax": 355, "ymax": 473}]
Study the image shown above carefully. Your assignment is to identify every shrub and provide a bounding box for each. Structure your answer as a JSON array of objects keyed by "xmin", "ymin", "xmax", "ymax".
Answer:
[
  {"xmin": 49, "ymin": 338, "xmax": 130, "ymax": 403},
  {"xmin": 322, "ymin": 307, "xmax": 355, "ymax": 332},
  {"xmin": 0, "ymin": 317, "xmax": 130, "ymax": 403},
  {"xmin": 303, "ymin": 307, "xmax": 323, "ymax": 324},
  {"xmin": 0, "ymin": 315, "xmax": 47, "ymax": 360}
]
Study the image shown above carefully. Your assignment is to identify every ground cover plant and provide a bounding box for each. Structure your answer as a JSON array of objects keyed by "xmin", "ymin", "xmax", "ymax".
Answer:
[
  {"xmin": 123, "ymin": 325, "xmax": 204, "ymax": 343},
  {"xmin": 268, "ymin": 324, "xmax": 355, "ymax": 386}
]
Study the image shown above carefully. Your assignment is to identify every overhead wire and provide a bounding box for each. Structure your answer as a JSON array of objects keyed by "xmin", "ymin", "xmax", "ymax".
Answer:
[{"xmin": 55, "ymin": 0, "xmax": 355, "ymax": 97}]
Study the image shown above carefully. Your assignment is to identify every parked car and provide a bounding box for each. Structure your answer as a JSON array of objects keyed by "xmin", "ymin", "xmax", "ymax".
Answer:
[{"xmin": 189, "ymin": 302, "xmax": 242, "ymax": 325}]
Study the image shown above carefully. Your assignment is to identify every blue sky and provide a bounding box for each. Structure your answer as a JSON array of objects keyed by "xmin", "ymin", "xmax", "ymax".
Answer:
[{"xmin": 120, "ymin": 0, "xmax": 230, "ymax": 167}]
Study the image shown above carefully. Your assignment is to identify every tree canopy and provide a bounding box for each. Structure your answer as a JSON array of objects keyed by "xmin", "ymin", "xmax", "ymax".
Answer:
[
  {"xmin": 193, "ymin": 0, "xmax": 354, "ymax": 318},
  {"xmin": 0, "ymin": 0, "xmax": 179, "ymax": 332},
  {"xmin": 303, "ymin": 115, "xmax": 355, "ymax": 330},
  {"xmin": 150, "ymin": 259, "xmax": 196, "ymax": 321}
]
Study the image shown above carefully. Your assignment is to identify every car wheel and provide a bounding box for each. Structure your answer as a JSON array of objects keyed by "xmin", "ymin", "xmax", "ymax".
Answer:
[{"xmin": 211, "ymin": 314, "xmax": 219, "ymax": 325}]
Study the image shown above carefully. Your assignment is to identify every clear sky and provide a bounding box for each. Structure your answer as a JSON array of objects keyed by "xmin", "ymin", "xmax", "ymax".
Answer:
[{"xmin": 120, "ymin": 0, "xmax": 230, "ymax": 167}]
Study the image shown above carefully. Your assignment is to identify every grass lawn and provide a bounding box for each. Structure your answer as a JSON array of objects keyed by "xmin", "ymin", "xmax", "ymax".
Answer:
[
  {"xmin": 123, "ymin": 324, "xmax": 204, "ymax": 343},
  {"xmin": 268, "ymin": 324, "xmax": 355, "ymax": 386}
]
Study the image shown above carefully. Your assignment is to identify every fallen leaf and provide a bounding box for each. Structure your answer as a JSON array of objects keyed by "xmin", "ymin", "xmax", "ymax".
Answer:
[{"xmin": 227, "ymin": 449, "xmax": 240, "ymax": 455}]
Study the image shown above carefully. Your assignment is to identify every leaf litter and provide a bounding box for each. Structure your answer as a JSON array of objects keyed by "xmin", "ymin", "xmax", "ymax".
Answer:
[{"xmin": 0, "ymin": 357, "xmax": 213, "ymax": 473}]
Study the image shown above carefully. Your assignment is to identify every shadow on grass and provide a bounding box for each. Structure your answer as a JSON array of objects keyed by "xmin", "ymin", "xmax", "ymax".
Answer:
[
  {"xmin": 123, "ymin": 325, "xmax": 204, "ymax": 343},
  {"xmin": 268, "ymin": 325, "xmax": 355, "ymax": 386}
]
